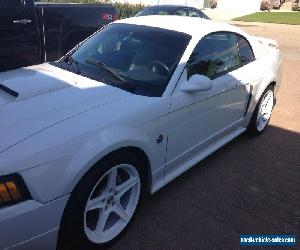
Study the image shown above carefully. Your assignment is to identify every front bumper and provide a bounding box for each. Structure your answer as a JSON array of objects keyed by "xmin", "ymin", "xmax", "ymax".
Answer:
[{"xmin": 0, "ymin": 195, "xmax": 69, "ymax": 250}]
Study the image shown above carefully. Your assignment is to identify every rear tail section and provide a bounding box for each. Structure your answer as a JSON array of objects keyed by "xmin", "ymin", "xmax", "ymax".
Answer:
[
  {"xmin": 254, "ymin": 36, "xmax": 279, "ymax": 52},
  {"xmin": 254, "ymin": 36, "xmax": 282, "ymax": 95}
]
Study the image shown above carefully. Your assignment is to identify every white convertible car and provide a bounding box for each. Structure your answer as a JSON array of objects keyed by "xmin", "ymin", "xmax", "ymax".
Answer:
[{"xmin": 0, "ymin": 16, "xmax": 281, "ymax": 249}]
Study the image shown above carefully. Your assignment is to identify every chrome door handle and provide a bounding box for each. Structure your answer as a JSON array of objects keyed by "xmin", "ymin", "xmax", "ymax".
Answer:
[{"xmin": 13, "ymin": 19, "xmax": 32, "ymax": 24}]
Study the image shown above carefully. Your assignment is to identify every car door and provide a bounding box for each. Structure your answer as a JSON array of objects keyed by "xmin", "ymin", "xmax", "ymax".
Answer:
[
  {"xmin": 0, "ymin": 0, "xmax": 40, "ymax": 72},
  {"xmin": 165, "ymin": 32, "xmax": 250, "ymax": 174}
]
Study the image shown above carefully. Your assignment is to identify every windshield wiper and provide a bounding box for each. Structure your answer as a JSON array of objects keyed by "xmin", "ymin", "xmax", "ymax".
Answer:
[
  {"xmin": 85, "ymin": 58, "xmax": 126, "ymax": 82},
  {"xmin": 63, "ymin": 54, "xmax": 81, "ymax": 75},
  {"xmin": 85, "ymin": 58, "xmax": 136, "ymax": 91}
]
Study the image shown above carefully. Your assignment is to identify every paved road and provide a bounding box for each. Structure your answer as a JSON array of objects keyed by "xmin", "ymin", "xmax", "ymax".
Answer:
[{"xmin": 110, "ymin": 23, "xmax": 300, "ymax": 250}]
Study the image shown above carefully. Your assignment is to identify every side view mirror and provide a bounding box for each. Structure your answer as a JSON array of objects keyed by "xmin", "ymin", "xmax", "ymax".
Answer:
[{"xmin": 180, "ymin": 74, "xmax": 213, "ymax": 93}]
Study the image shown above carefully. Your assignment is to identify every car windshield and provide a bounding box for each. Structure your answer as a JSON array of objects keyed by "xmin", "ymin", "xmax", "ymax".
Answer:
[{"xmin": 52, "ymin": 23, "xmax": 191, "ymax": 97}]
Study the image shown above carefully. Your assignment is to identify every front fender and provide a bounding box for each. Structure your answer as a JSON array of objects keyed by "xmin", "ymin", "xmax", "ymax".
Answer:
[
  {"xmin": 60, "ymin": 126, "xmax": 158, "ymax": 200},
  {"xmin": 14, "ymin": 125, "xmax": 160, "ymax": 203},
  {"xmin": 0, "ymin": 92, "xmax": 170, "ymax": 203}
]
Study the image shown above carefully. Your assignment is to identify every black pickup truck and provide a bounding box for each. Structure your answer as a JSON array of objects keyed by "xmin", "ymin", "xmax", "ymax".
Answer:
[{"xmin": 0, "ymin": 0, "xmax": 117, "ymax": 72}]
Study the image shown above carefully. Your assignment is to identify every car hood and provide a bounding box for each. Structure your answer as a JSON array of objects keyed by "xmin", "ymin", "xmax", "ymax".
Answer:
[
  {"xmin": 0, "ymin": 64, "xmax": 76, "ymax": 105},
  {"xmin": 0, "ymin": 64, "xmax": 130, "ymax": 154}
]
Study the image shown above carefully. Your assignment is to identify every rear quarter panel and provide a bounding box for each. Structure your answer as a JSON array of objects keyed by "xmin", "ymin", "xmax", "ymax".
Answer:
[{"xmin": 244, "ymin": 38, "xmax": 282, "ymax": 123}]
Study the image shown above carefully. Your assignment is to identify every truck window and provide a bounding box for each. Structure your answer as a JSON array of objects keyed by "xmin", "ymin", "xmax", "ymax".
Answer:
[{"xmin": 0, "ymin": 0, "xmax": 22, "ymax": 8}]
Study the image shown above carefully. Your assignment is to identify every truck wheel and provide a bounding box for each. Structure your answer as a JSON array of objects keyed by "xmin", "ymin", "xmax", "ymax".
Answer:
[
  {"xmin": 247, "ymin": 85, "xmax": 275, "ymax": 136},
  {"xmin": 57, "ymin": 151, "xmax": 144, "ymax": 250}
]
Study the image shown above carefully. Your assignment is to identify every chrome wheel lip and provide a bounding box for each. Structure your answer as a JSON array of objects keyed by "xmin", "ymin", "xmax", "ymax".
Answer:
[
  {"xmin": 84, "ymin": 164, "xmax": 140, "ymax": 244},
  {"xmin": 256, "ymin": 90, "xmax": 274, "ymax": 132}
]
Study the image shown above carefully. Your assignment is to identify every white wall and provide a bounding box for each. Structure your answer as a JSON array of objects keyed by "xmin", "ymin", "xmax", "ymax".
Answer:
[{"xmin": 217, "ymin": 0, "xmax": 261, "ymax": 10}]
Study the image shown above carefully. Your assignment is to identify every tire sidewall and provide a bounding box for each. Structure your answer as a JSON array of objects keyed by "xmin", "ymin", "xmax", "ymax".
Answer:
[{"xmin": 247, "ymin": 85, "xmax": 275, "ymax": 136}]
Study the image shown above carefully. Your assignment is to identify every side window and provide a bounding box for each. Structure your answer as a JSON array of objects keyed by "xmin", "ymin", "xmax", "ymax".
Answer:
[
  {"xmin": 157, "ymin": 10, "xmax": 169, "ymax": 15},
  {"xmin": 236, "ymin": 35, "xmax": 255, "ymax": 66},
  {"xmin": 174, "ymin": 9, "xmax": 187, "ymax": 16},
  {"xmin": 188, "ymin": 9, "xmax": 200, "ymax": 17},
  {"xmin": 0, "ymin": 0, "xmax": 22, "ymax": 8},
  {"xmin": 187, "ymin": 32, "xmax": 240, "ymax": 79}
]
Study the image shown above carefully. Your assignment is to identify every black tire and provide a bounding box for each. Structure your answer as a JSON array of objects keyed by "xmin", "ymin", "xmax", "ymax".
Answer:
[
  {"xmin": 246, "ymin": 85, "xmax": 275, "ymax": 136},
  {"xmin": 57, "ymin": 150, "xmax": 145, "ymax": 250}
]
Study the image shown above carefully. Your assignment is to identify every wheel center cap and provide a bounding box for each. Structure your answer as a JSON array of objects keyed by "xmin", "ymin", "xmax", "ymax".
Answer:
[{"xmin": 107, "ymin": 195, "xmax": 114, "ymax": 204}]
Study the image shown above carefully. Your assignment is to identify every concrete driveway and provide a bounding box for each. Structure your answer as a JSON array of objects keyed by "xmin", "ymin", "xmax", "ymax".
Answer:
[{"xmin": 109, "ymin": 22, "xmax": 300, "ymax": 249}]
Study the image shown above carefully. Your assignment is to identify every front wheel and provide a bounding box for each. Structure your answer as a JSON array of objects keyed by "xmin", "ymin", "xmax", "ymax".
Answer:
[
  {"xmin": 247, "ymin": 85, "xmax": 275, "ymax": 136},
  {"xmin": 58, "ymin": 152, "xmax": 143, "ymax": 250}
]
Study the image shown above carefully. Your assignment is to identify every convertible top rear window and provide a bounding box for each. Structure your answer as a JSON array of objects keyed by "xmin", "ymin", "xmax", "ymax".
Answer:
[{"xmin": 54, "ymin": 23, "xmax": 191, "ymax": 97}]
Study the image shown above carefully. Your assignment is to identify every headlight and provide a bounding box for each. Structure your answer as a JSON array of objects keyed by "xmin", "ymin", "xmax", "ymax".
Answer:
[{"xmin": 0, "ymin": 174, "xmax": 31, "ymax": 208}]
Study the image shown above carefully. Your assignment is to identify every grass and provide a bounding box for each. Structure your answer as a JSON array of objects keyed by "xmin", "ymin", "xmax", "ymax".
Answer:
[{"xmin": 234, "ymin": 12, "xmax": 300, "ymax": 25}]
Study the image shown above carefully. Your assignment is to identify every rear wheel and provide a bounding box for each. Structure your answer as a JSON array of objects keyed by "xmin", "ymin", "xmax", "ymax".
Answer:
[
  {"xmin": 247, "ymin": 85, "xmax": 275, "ymax": 136},
  {"xmin": 58, "ymin": 151, "xmax": 144, "ymax": 250}
]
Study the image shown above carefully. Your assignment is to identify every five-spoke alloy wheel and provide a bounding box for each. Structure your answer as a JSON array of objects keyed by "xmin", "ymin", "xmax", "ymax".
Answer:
[
  {"xmin": 58, "ymin": 151, "xmax": 144, "ymax": 250},
  {"xmin": 247, "ymin": 85, "xmax": 275, "ymax": 136},
  {"xmin": 84, "ymin": 164, "xmax": 140, "ymax": 244},
  {"xmin": 256, "ymin": 89, "xmax": 274, "ymax": 132}
]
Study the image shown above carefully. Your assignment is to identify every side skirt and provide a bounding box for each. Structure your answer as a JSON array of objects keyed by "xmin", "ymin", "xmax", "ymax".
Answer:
[{"xmin": 151, "ymin": 126, "xmax": 246, "ymax": 194}]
